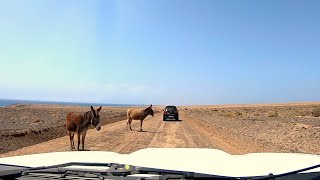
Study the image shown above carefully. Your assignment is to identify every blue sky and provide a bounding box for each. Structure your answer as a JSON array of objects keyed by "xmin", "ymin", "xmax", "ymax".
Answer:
[{"xmin": 0, "ymin": 0, "xmax": 320, "ymax": 105}]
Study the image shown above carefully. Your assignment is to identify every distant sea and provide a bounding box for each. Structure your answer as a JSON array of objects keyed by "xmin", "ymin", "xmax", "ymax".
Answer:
[{"xmin": 0, "ymin": 99, "xmax": 139, "ymax": 107}]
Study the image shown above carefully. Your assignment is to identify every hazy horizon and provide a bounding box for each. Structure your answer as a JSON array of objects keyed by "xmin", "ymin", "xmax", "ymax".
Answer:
[
  {"xmin": 1, "ymin": 98, "xmax": 320, "ymax": 107},
  {"xmin": 1, "ymin": 0, "xmax": 320, "ymax": 105}
]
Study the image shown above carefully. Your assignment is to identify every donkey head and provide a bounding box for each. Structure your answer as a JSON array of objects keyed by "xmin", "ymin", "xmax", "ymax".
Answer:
[
  {"xmin": 91, "ymin": 106, "xmax": 102, "ymax": 131},
  {"xmin": 148, "ymin": 104, "xmax": 154, "ymax": 116}
]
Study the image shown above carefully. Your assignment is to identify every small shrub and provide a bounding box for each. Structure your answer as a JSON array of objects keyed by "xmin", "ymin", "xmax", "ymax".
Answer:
[
  {"xmin": 253, "ymin": 112, "xmax": 260, "ymax": 116},
  {"xmin": 268, "ymin": 111, "xmax": 278, "ymax": 117},
  {"xmin": 222, "ymin": 111, "xmax": 233, "ymax": 117},
  {"xmin": 32, "ymin": 119, "xmax": 41, "ymax": 123},
  {"xmin": 311, "ymin": 108, "xmax": 320, "ymax": 117},
  {"xmin": 294, "ymin": 110, "xmax": 308, "ymax": 117},
  {"xmin": 235, "ymin": 111, "xmax": 242, "ymax": 116}
]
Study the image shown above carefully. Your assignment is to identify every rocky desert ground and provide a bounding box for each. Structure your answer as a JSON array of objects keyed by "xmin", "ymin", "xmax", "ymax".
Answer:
[{"xmin": 0, "ymin": 103, "xmax": 320, "ymax": 157}]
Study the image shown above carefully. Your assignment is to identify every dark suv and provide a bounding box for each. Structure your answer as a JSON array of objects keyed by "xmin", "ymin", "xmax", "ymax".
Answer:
[{"xmin": 163, "ymin": 106, "xmax": 179, "ymax": 121}]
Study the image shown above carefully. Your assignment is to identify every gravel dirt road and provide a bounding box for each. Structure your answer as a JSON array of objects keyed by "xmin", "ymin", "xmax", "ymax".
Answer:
[
  {"xmin": 1, "ymin": 103, "xmax": 319, "ymax": 158},
  {"xmin": 0, "ymin": 111, "xmax": 243, "ymax": 158}
]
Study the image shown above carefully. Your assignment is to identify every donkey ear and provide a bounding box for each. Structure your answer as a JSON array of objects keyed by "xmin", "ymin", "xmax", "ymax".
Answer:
[
  {"xmin": 91, "ymin": 106, "xmax": 97, "ymax": 116},
  {"xmin": 97, "ymin": 106, "xmax": 102, "ymax": 112},
  {"xmin": 150, "ymin": 104, "xmax": 152, "ymax": 107}
]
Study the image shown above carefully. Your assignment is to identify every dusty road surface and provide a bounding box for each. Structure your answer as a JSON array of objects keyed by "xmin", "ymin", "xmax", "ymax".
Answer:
[
  {"xmin": 0, "ymin": 111, "xmax": 243, "ymax": 158},
  {"xmin": 1, "ymin": 103, "xmax": 320, "ymax": 158}
]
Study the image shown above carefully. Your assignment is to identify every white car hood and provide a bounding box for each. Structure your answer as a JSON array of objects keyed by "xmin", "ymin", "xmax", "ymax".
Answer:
[{"xmin": 0, "ymin": 148, "xmax": 319, "ymax": 177}]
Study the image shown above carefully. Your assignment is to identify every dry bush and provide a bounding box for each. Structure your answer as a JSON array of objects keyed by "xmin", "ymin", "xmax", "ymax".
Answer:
[
  {"xmin": 268, "ymin": 111, "xmax": 278, "ymax": 117},
  {"xmin": 221, "ymin": 111, "xmax": 242, "ymax": 118},
  {"xmin": 235, "ymin": 111, "xmax": 242, "ymax": 117},
  {"xmin": 33, "ymin": 119, "xmax": 41, "ymax": 123},
  {"xmin": 311, "ymin": 108, "xmax": 320, "ymax": 117},
  {"xmin": 294, "ymin": 110, "xmax": 309, "ymax": 117},
  {"xmin": 252, "ymin": 112, "xmax": 260, "ymax": 116},
  {"xmin": 220, "ymin": 111, "xmax": 233, "ymax": 117}
]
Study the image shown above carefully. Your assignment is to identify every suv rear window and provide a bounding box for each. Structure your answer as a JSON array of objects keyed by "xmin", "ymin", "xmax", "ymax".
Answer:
[{"xmin": 165, "ymin": 106, "xmax": 177, "ymax": 111}]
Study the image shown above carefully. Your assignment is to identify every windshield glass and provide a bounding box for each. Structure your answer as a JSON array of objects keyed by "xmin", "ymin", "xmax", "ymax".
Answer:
[
  {"xmin": 0, "ymin": 0, "xmax": 320, "ymax": 177},
  {"xmin": 165, "ymin": 106, "xmax": 177, "ymax": 111}
]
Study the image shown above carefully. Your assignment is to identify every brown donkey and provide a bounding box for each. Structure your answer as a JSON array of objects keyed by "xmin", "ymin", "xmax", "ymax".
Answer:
[
  {"xmin": 127, "ymin": 104, "xmax": 154, "ymax": 131},
  {"xmin": 66, "ymin": 106, "xmax": 102, "ymax": 151}
]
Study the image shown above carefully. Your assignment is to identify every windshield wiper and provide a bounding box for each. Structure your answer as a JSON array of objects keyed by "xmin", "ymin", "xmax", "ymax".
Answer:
[
  {"xmin": 251, "ymin": 163, "xmax": 320, "ymax": 180},
  {"xmin": 0, "ymin": 163, "xmax": 29, "ymax": 179},
  {"xmin": 16, "ymin": 162, "xmax": 239, "ymax": 180},
  {"xmin": 4, "ymin": 162, "xmax": 320, "ymax": 180},
  {"xmin": 20, "ymin": 162, "xmax": 129, "ymax": 179}
]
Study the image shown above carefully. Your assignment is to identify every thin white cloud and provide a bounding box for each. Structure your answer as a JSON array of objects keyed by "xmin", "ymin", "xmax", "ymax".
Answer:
[{"xmin": 0, "ymin": 79, "xmax": 162, "ymax": 104}]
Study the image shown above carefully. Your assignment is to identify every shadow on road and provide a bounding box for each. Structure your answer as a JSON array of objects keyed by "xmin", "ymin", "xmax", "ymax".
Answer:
[
  {"xmin": 164, "ymin": 119, "xmax": 182, "ymax": 122},
  {"xmin": 71, "ymin": 149, "xmax": 91, "ymax": 151},
  {"xmin": 135, "ymin": 130, "xmax": 162, "ymax": 133}
]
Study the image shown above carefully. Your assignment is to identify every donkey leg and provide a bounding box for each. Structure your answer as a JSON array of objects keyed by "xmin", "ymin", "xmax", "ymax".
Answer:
[
  {"xmin": 82, "ymin": 133, "xmax": 86, "ymax": 151},
  {"xmin": 69, "ymin": 132, "xmax": 74, "ymax": 150},
  {"xmin": 68, "ymin": 132, "xmax": 72, "ymax": 150},
  {"xmin": 129, "ymin": 119, "xmax": 133, "ymax": 130},
  {"xmin": 140, "ymin": 120, "xmax": 143, "ymax": 132},
  {"xmin": 77, "ymin": 133, "xmax": 81, "ymax": 151},
  {"xmin": 71, "ymin": 133, "xmax": 75, "ymax": 149}
]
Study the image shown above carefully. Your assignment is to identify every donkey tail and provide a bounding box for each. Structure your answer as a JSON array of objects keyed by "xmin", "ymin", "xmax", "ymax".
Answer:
[
  {"xmin": 126, "ymin": 109, "xmax": 132, "ymax": 130},
  {"xmin": 127, "ymin": 109, "xmax": 131, "ymax": 118}
]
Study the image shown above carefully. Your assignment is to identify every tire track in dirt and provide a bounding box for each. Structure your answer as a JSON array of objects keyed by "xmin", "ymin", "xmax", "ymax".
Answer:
[
  {"xmin": 108, "ymin": 114, "xmax": 163, "ymax": 154},
  {"xmin": 182, "ymin": 112, "xmax": 244, "ymax": 154},
  {"xmin": 148, "ymin": 117, "xmax": 214, "ymax": 148}
]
